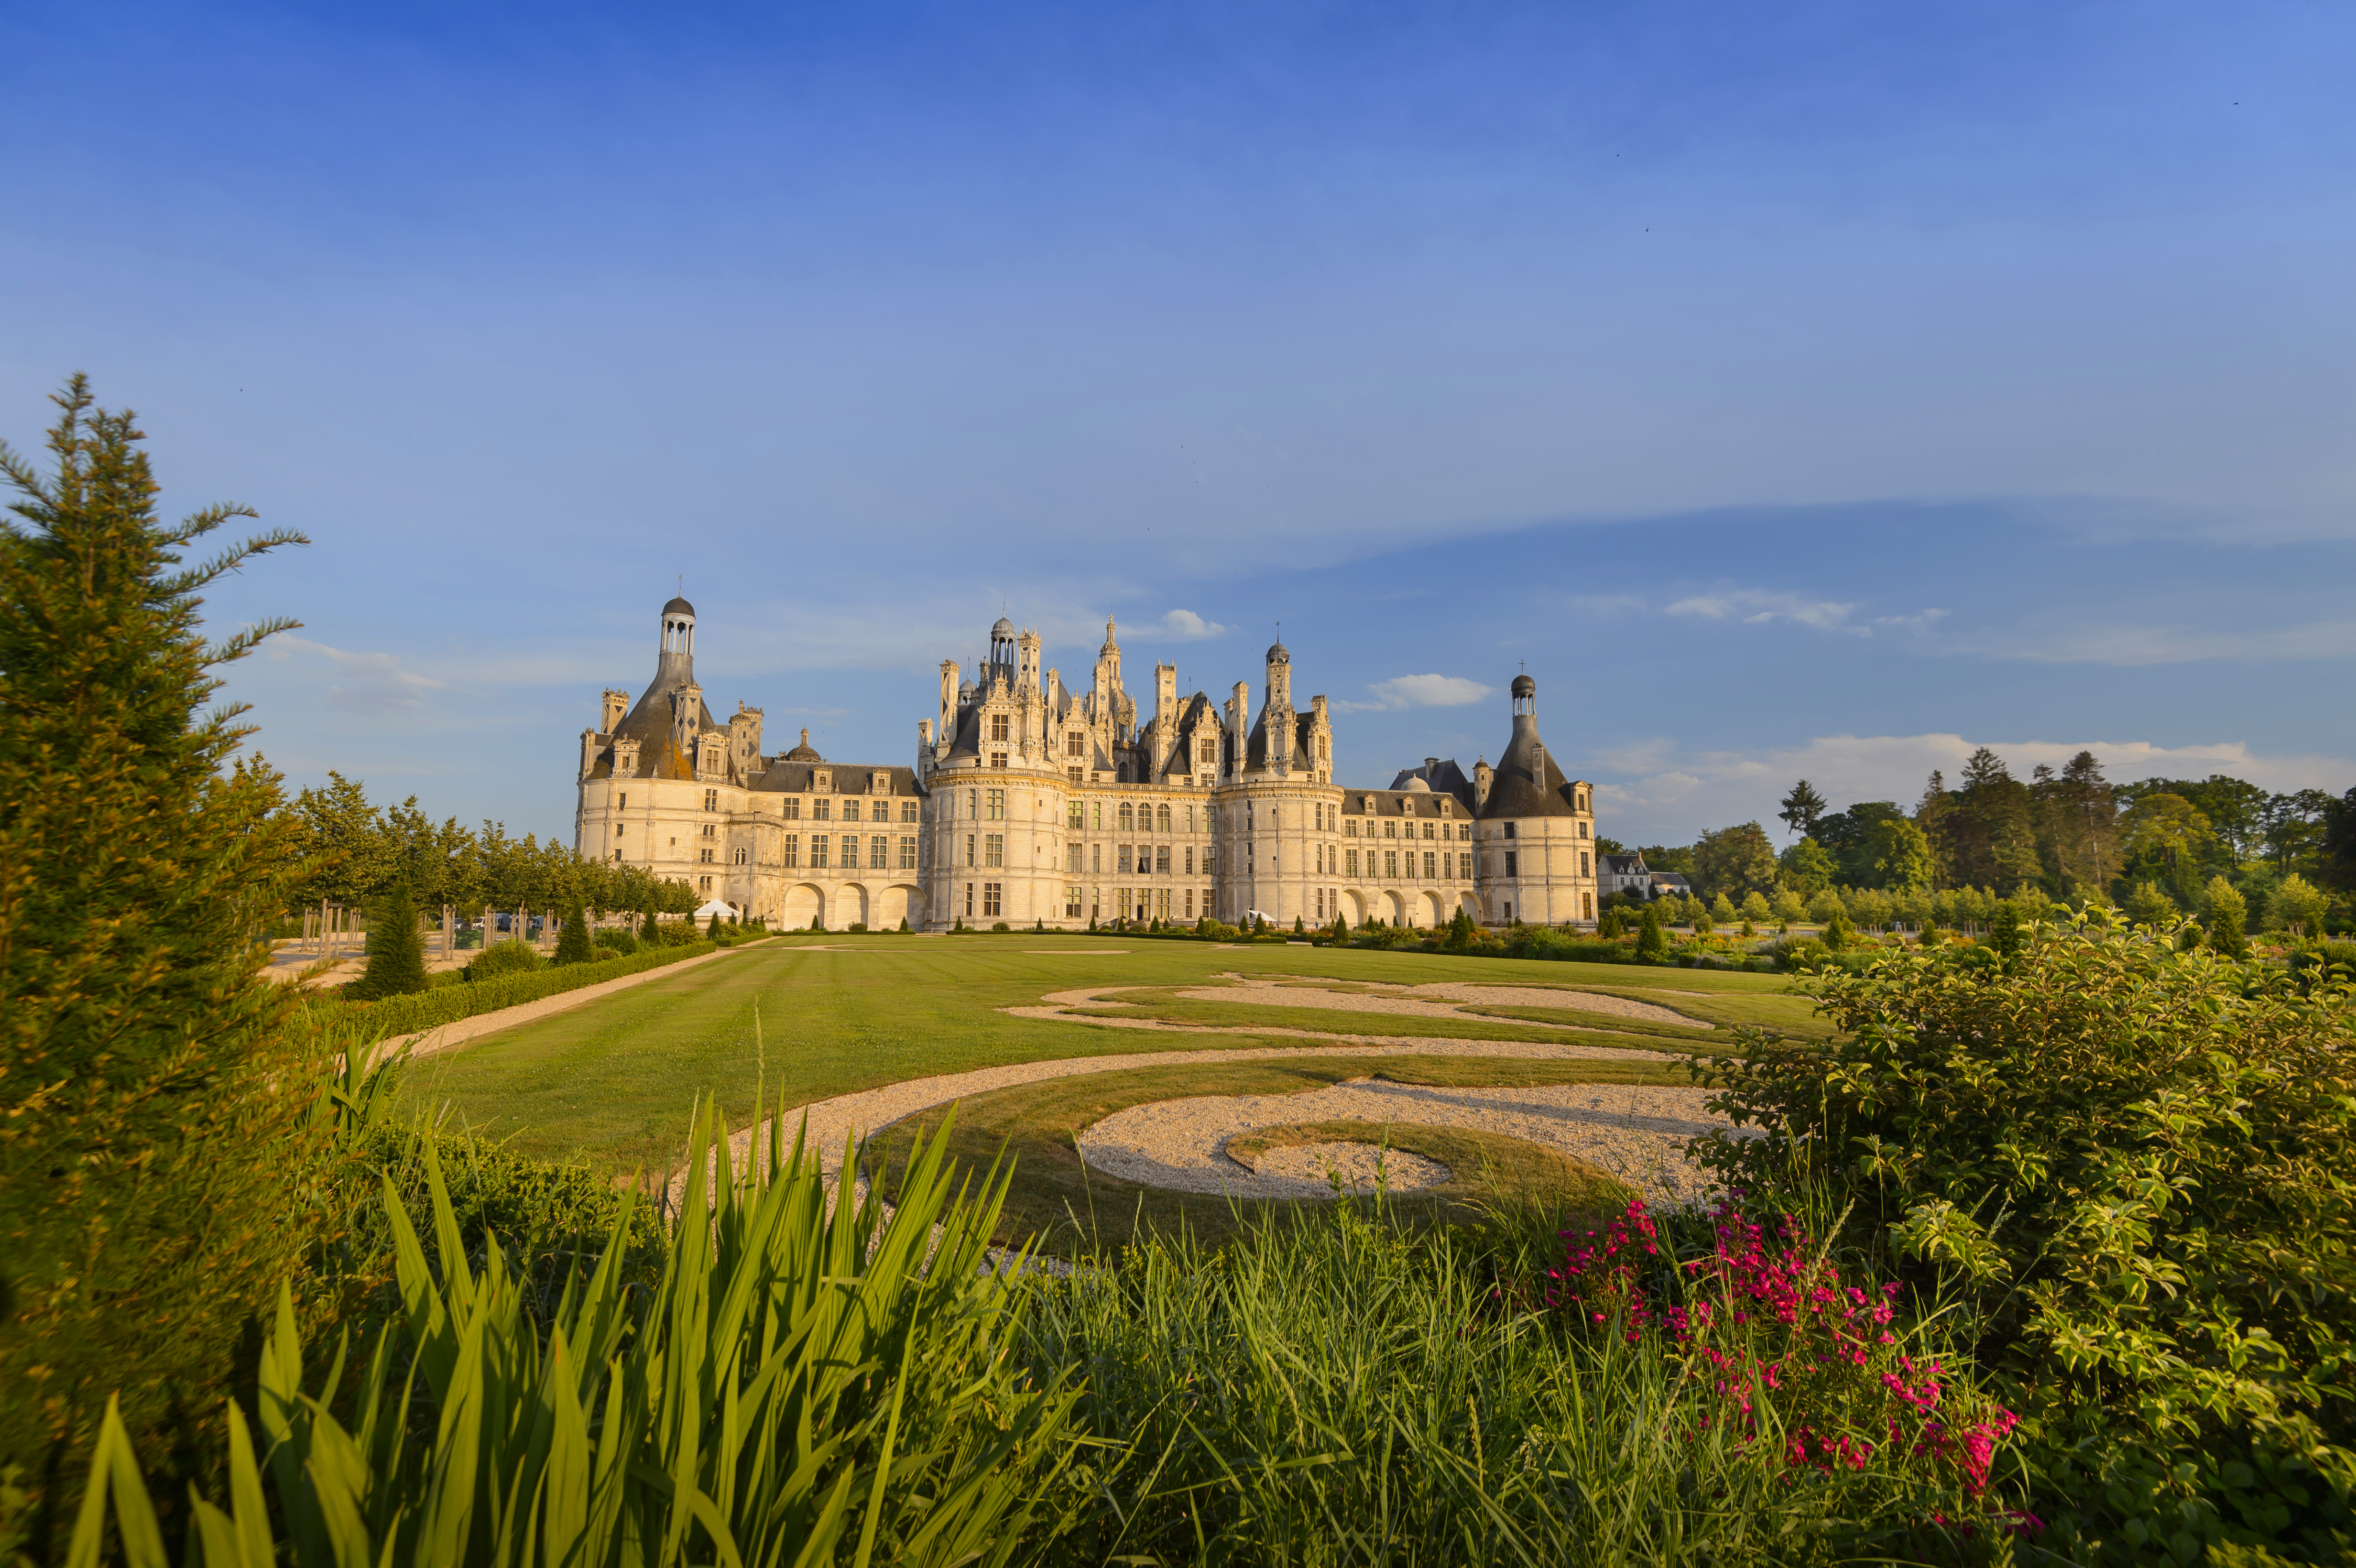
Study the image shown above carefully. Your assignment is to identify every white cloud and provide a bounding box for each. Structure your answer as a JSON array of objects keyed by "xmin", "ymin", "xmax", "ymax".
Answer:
[
  {"xmin": 1156, "ymin": 608, "xmax": 1229, "ymax": 641},
  {"xmin": 1336, "ymin": 673, "xmax": 1495, "ymax": 712},
  {"xmin": 265, "ymin": 634, "xmax": 450, "ymax": 715},
  {"xmin": 1584, "ymin": 731, "xmax": 2356, "ymax": 845}
]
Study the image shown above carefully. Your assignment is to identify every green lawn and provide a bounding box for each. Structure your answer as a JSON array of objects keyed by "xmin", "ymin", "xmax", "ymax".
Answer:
[
  {"xmin": 858, "ymin": 1053, "xmax": 1672, "ymax": 1257},
  {"xmin": 396, "ymin": 933, "xmax": 1793, "ymax": 1171}
]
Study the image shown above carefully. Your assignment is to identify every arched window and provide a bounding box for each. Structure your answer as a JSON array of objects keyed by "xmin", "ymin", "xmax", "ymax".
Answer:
[
  {"xmin": 1119, "ymin": 801, "xmax": 1134, "ymax": 830},
  {"xmin": 1156, "ymin": 803, "xmax": 1171, "ymax": 833}
]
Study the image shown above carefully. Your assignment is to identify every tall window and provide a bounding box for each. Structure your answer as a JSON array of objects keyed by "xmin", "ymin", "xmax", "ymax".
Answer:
[
  {"xmin": 812, "ymin": 836, "xmax": 829, "ymax": 869},
  {"xmin": 1459, "ymin": 852, "xmax": 1472, "ymax": 880},
  {"xmin": 699, "ymin": 848, "xmax": 713, "ymax": 863},
  {"xmin": 1067, "ymin": 731, "xmax": 1085, "ymax": 756},
  {"xmin": 1155, "ymin": 845, "xmax": 1170, "ymax": 874},
  {"xmin": 868, "ymin": 835, "xmax": 886, "ymax": 869},
  {"xmin": 703, "ymin": 788, "xmax": 719, "ymax": 811},
  {"xmin": 1184, "ymin": 845, "xmax": 1194, "ymax": 874},
  {"xmin": 983, "ymin": 883, "xmax": 1002, "ymax": 917},
  {"xmin": 991, "ymin": 714, "xmax": 1009, "ymax": 742},
  {"xmin": 1068, "ymin": 842, "xmax": 1083, "ymax": 872},
  {"xmin": 783, "ymin": 834, "xmax": 799, "ymax": 867},
  {"xmin": 1459, "ymin": 823, "xmax": 1472, "ymax": 840},
  {"xmin": 1091, "ymin": 844, "xmax": 1102, "ymax": 872},
  {"xmin": 617, "ymin": 793, "xmax": 628, "ymax": 809},
  {"xmin": 1068, "ymin": 801, "xmax": 1084, "ymax": 828},
  {"xmin": 901, "ymin": 800, "xmax": 918, "ymax": 822},
  {"xmin": 1384, "ymin": 849, "xmax": 1397, "ymax": 879},
  {"xmin": 965, "ymin": 833, "xmax": 976, "ymax": 867},
  {"xmin": 1505, "ymin": 851, "xmax": 1518, "ymax": 877},
  {"xmin": 1384, "ymin": 821, "xmax": 1397, "ymax": 839},
  {"xmin": 616, "ymin": 824, "xmax": 625, "ymax": 838},
  {"xmin": 1422, "ymin": 851, "xmax": 1436, "ymax": 880},
  {"xmin": 967, "ymin": 789, "xmax": 978, "ymax": 820},
  {"xmin": 987, "ymin": 789, "xmax": 1005, "ymax": 820},
  {"xmin": 1156, "ymin": 803, "xmax": 1171, "ymax": 832},
  {"xmin": 813, "ymin": 798, "xmax": 830, "ymax": 821},
  {"xmin": 1581, "ymin": 852, "xmax": 1591, "ymax": 876},
  {"xmin": 1066, "ymin": 885, "xmax": 1083, "ymax": 917},
  {"xmin": 984, "ymin": 834, "xmax": 1004, "ymax": 867},
  {"xmin": 1068, "ymin": 767, "xmax": 1081, "ymax": 784},
  {"xmin": 843, "ymin": 800, "xmax": 861, "ymax": 822},
  {"xmin": 899, "ymin": 835, "xmax": 917, "ymax": 869},
  {"xmin": 733, "ymin": 847, "xmax": 748, "ymax": 865},
  {"xmin": 1185, "ymin": 888, "xmax": 1195, "ymax": 918},
  {"xmin": 782, "ymin": 797, "xmax": 800, "ymax": 820},
  {"xmin": 1119, "ymin": 802, "xmax": 1134, "ymax": 830},
  {"xmin": 1118, "ymin": 845, "xmax": 1133, "ymax": 874},
  {"xmin": 991, "ymin": 753, "xmax": 1007, "ymax": 769},
  {"xmin": 1346, "ymin": 849, "xmax": 1359, "ymax": 878}
]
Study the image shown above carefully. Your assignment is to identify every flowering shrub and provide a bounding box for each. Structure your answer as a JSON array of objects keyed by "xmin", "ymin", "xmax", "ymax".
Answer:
[
  {"xmin": 1547, "ymin": 1198, "xmax": 2022, "ymax": 1503},
  {"xmin": 1693, "ymin": 914, "xmax": 2356, "ymax": 1563}
]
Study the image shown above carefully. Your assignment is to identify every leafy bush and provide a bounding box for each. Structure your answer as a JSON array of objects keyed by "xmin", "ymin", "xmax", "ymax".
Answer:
[
  {"xmin": 68, "ymin": 1104, "xmax": 1084, "ymax": 1566},
  {"xmin": 1694, "ymin": 915, "xmax": 2356, "ymax": 1562},
  {"xmin": 590, "ymin": 926, "xmax": 637, "ymax": 956},
  {"xmin": 461, "ymin": 938, "xmax": 543, "ymax": 981},
  {"xmin": 552, "ymin": 896, "xmax": 593, "ymax": 965}
]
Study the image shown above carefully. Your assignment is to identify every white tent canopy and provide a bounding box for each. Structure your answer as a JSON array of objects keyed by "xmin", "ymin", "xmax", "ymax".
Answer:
[{"xmin": 693, "ymin": 899, "xmax": 740, "ymax": 922}]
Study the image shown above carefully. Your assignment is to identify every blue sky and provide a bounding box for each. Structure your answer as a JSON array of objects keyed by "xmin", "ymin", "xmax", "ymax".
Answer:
[{"xmin": 5, "ymin": 1, "xmax": 2351, "ymax": 842}]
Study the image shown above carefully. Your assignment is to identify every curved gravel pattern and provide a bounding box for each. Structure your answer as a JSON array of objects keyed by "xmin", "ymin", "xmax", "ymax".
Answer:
[
  {"xmin": 724, "ymin": 1031, "xmax": 1671, "ymax": 1181},
  {"xmin": 1076, "ymin": 1081, "xmax": 1741, "ymax": 1209}
]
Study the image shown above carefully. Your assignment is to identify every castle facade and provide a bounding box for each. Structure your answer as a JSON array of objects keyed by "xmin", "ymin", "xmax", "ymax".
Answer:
[{"xmin": 574, "ymin": 599, "xmax": 1601, "ymax": 931}]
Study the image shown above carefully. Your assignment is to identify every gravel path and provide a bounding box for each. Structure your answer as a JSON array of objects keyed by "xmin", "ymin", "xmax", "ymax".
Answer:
[
  {"xmin": 1243, "ymin": 1142, "xmax": 1454, "ymax": 1197},
  {"xmin": 1076, "ymin": 1081, "xmax": 1738, "ymax": 1208},
  {"xmin": 1166, "ymin": 974, "xmax": 1708, "ymax": 1029}
]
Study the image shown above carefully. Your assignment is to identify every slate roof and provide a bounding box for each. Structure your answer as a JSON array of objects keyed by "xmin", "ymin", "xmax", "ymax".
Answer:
[
  {"xmin": 1340, "ymin": 787, "xmax": 1469, "ymax": 821},
  {"xmin": 1479, "ymin": 713, "xmax": 1581, "ymax": 820},
  {"xmin": 1388, "ymin": 758, "xmax": 1479, "ymax": 813}
]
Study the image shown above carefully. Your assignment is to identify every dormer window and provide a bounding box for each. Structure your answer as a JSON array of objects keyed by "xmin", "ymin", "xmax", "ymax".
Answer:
[
  {"xmin": 815, "ymin": 771, "xmax": 831, "ymax": 791},
  {"xmin": 991, "ymin": 714, "xmax": 1009, "ymax": 742}
]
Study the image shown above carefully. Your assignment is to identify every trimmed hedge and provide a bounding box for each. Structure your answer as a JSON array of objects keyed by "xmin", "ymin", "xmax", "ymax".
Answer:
[{"xmin": 315, "ymin": 933, "xmax": 773, "ymax": 1039}]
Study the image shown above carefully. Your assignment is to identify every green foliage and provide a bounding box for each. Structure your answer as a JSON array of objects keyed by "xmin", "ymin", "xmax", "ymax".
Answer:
[
  {"xmin": 1019, "ymin": 1199, "xmax": 2001, "ymax": 1565},
  {"xmin": 1771, "ymin": 886, "xmax": 1809, "ymax": 924},
  {"xmin": 553, "ymin": 896, "xmax": 594, "ymax": 966},
  {"xmin": 0, "ymin": 378, "xmax": 329, "ymax": 1536},
  {"xmin": 1820, "ymin": 908, "xmax": 1855, "ymax": 951},
  {"xmin": 1695, "ymin": 919, "xmax": 2356, "ymax": 1561},
  {"xmin": 463, "ymin": 937, "xmax": 544, "ymax": 982},
  {"xmin": 2125, "ymin": 879, "xmax": 2178, "ymax": 927},
  {"xmin": 1738, "ymin": 890, "xmax": 1771, "ymax": 923},
  {"xmin": 349, "ymin": 881, "xmax": 429, "ymax": 1000},
  {"xmin": 1691, "ymin": 902, "xmax": 1715, "ymax": 937},
  {"xmin": 1634, "ymin": 904, "xmax": 1669, "ymax": 963},
  {"xmin": 2273, "ymin": 872, "xmax": 2330, "ymax": 937},
  {"xmin": 1709, "ymin": 892, "xmax": 1737, "ymax": 925},
  {"xmin": 1596, "ymin": 906, "xmax": 1623, "ymax": 940},
  {"xmin": 1776, "ymin": 835, "xmax": 1836, "ymax": 895},
  {"xmin": 1863, "ymin": 816, "xmax": 1938, "ymax": 889},
  {"xmin": 1691, "ymin": 820, "xmax": 1779, "ymax": 901},
  {"xmin": 2203, "ymin": 875, "xmax": 2252, "ymax": 959},
  {"xmin": 590, "ymin": 926, "xmax": 637, "ymax": 956},
  {"xmin": 1805, "ymin": 887, "xmax": 1847, "ymax": 926},
  {"xmin": 707, "ymin": 909, "xmax": 723, "ymax": 939},
  {"xmin": 67, "ymin": 1102, "xmax": 1084, "ymax": 1567}
]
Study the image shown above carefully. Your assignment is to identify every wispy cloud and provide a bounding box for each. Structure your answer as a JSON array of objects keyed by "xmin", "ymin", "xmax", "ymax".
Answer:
[
  {"xmin": 1982, "ymin": 619, "xmax": 2356, "ymax": 666},
  {"xmin": 1335, "ymin": 673, "xmax": 1494, "ymax": 712},
  {"xmin": 1665, "ymin": 588, "xmax": 1861, "ymax": 631},
  {"xmin": 267, "ymin": 635, "xmax": 450, "ymax": 715}
]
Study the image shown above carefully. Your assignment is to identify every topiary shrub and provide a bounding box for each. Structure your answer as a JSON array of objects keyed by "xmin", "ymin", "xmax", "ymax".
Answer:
[
  {"xmin": 848, "ymin": 922, "xmax": 868, "ymax": 934},
  {"xmin": 1634, "ymin": 904, "xmax": 1669, "ymax": 963},
  {"xmin": 466, "ymin": 939, "xmax": 544, "ymax": 981},
  {"xmin": 351, "ymin": 881, "xmax": 430, "ymax": 1000},
  {"xmin": 554, "ymin": 896, "xmax": 594, "ymax": 967}
]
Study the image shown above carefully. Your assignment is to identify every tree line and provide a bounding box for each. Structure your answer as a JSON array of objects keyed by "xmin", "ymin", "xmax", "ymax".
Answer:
[
  {"xmin": 1619, "ymin": 747, "xmax": 2353, "ymax": 934},
  {"xmin": 269, "ymin": 768, "xmax": 696, "ymax": 921}
]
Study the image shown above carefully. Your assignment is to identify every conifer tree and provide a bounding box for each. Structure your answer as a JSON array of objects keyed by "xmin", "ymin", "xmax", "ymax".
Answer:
[
  {"xmin": 2202, "ymin": 876, "xmax": 2251, "ymax": 960},
  {"xmin": 352, "ymin": 881, "xmax": 430, "ymax": 997},
  {"xmin": 0, "ymin": 378, "xmax": 315, "ymax": 1529},
  {"xmin": 1598, "ymin": 906, "xmax": 1623, "ymax": 940},
  {"xmin": 554, "ymin": 895, "xmax": 594, "ymax": 965},
  {"xmin": 1635, "ymin": 904, "xmax": 1669, "ymax": 962},
  {"xmin": 708, "ymin": 910, "xmax": 724, "ymax": 940}
]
